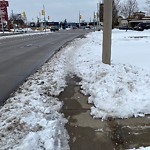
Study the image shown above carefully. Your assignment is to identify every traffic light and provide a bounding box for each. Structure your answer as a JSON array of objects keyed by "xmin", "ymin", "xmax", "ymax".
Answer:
[
  {"xmin": 94, "ymin": 13, "xmax": 96, "ymax": 19},
  {"xmin": 48, "ymin": 16, "xmax": 50, "ymax": 20},
  {"xmin": 97, "ymin": 12, "xmax": 98, "ymax": 17},
  {"xmin": 42, "ymin": 9, "xmax": 45, "ymax": 16},
  {"xmin": 79, "ymin": 15, "xmax": 82, "ymax": 19},
  {"xmin": 22, "ymin": 11, "xmax": 26, "ymax": 17}
]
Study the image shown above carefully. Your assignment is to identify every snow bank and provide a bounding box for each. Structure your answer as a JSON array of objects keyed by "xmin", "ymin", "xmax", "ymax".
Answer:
[
  {"xmin": 66, "ymin": 30, "xmax": 150, "ymax": 120},
  {"xmin": 1, "ymin": 29, "xmax": 150, "ymax": 149},
  {"xmin": 0, "ymin": 50, "xmax": 69, "ymax": 149}
]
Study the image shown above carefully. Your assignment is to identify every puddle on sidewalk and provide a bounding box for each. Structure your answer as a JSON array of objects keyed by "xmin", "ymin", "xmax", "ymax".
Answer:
[{"xmin": 59, "ymin": 75, "xmax": 150, "ymax": 150}]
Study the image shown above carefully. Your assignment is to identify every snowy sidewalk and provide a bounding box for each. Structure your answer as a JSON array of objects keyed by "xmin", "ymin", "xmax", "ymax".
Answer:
[
  {"xmin": 59, "ymin": 75, "xmax": 150, "ymax": 150},
  {"xmin": 0, "ymin": 30, "xmax": 150, "ymax": 150}
]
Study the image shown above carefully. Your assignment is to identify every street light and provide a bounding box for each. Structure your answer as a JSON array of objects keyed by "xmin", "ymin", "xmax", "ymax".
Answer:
[
  {"xmin": 42, "ymin": 5, "xmax": 46, "ymax": 32},
  {"xmin": 79, "ymin": 11, "xmax": 81, "ymax": 28},
  {"xmin": 102, "ymin": 0, "xmax": 112, "ymax": 65},
  {"xmin": 97, "ymin": 3, "xmax": 99, "ymax": 30},
  {"xmin": 0, "ymin": 9, "xmax": 5, "ymax": 35}
]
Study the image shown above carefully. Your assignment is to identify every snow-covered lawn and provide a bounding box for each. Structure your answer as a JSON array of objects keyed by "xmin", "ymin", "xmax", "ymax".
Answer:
[{"xmin": 0, "ymin": 29, "xmax": 150, "ymax": 149}]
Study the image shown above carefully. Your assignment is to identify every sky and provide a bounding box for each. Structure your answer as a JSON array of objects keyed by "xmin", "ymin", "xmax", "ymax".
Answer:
[
  {"xmin": 8, "ymin": 0, "xmax": 100, "ymax": 22},
  {"xmin": 7, "ymin": 0, "xmax": 147, "ymax": 23},
  {"xmin": 0, "ymin": 29, "xmax": 150, "ymax": 149}
]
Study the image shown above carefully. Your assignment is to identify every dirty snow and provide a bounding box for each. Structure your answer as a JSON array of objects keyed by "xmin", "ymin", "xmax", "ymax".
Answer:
[{"xmin": 0, "ymin": 29, "xmax": 150, "ymax": 149}]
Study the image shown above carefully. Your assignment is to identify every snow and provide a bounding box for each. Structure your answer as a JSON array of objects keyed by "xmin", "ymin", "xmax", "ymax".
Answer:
[
  {"xmin": 112, "ymin": 30, "xmax": 150, "ymax": 70},
  {"xmin": 0, "ymin": 42, "xmax": 69, "ymax": 149},
  {"xmin": 66, "ymin": 30, "xmax": 150, "ymax": 120},
  {"xmin": 0, "ymin": 29, "xmax": 150, "ymax": 149},
  {"xmin": 129, "ymin": 147, "xmax": 150, "ymax": 150},
  {"xmin": 0, "ymin": 29, "xmax": 53, "ymax": 40}
]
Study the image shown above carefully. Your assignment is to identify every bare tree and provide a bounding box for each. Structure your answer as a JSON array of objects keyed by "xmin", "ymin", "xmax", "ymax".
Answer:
[
  {"xmin": 99, "ymin": 0, "xmax": 121, "ymax": 27},
  {"xmin": 145, "ymin": 0, "xmax": 150, "ymax": 14},
  {"xmin": 113, "ymin": 0, "xmax": 121, "ymax": 15},
  {"xmin": 121, "ymin": 0, "xmax": 139, "ymax": 18},
  {"xmin": 112, "ymin": 0, "xmax": 121, "ymax": 27}
]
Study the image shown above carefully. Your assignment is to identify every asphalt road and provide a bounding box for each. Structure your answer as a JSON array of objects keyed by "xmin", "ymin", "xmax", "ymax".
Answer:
[{"xmin": 0, "ymin": 29, "xmax": 88, "ymax": 106}]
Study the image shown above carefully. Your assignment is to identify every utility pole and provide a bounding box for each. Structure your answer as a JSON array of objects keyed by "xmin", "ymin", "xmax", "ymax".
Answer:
[
  {"xmin": 102, "ymin": 0, "xmax": 112, "ymax": 65},
  {"xmin": 0, "ymin": 9, "xmax": 4, "ymax": 35},
  {"xmin": 79, "ymin": 11, "xmax": 81, "ymax": 29},
  {"xmin": 0, "ymin": 14, "xmax": 4, "ymax": 35},
  {"xmin": 22, "ymin": 11, "xmax": 27, "ymax": 32},
  {"xmin": 42, "ymin": 4, "xmax": 46, "ymax": 32},
  {"xmin": 11, "ymin": 10, "xmax": 15, "ymax": 32},
  {"xmin": 97, "ymin": 3, "xmax": 99, "ymax": 29},
  {"xmin": 94, "ymin": 12, "xmax": 96, "ymax": 32}
]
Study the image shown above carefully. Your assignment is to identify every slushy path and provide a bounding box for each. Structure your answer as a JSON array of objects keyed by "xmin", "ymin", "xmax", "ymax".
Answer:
[{"xmin": 59, "ymin": 75, "xmax": 150, "ymax": 150}]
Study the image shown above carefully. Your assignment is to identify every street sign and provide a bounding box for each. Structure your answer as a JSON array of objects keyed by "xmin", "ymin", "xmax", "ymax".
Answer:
[
  {"xmin": 0, "ymin": 0, "xmax": 8, "ymax": 7},
  {"xmin": 0, "ymin": 9, "xmax": 5, "ymax": 22},
  {"xmin": 0, "ymin": 9, "xmax": 4, "ymax": 15},
  {"xmin": 0, "ymin": 0, "xmax": 8, "ymax": 22}
]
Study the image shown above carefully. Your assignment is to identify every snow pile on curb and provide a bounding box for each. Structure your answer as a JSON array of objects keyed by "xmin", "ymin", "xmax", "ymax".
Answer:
[
  {"xmin": 70, "ymin": 31, "xmax": 150, "ymax": 120},
  {"xmin": 0, "ymin": 49, "xmax": 69, "ymax": 150}
]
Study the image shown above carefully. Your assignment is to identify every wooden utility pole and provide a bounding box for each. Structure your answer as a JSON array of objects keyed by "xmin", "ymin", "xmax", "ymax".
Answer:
[{"xmin": 102, "ymin": 0, "xmax": 112, "ymax": 65}]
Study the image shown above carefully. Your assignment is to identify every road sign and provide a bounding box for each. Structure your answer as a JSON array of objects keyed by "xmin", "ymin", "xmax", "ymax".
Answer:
[
  {"xmin": 0, "ymin": 9, "xmax": 4, "ymax": 15},
  {"xmin": 0, "ymin": 1, "xmax": 8, "ymax": 22},
  {"xmin": 0, "ymin": 0, "xmax": 8, "ymax": 7}
]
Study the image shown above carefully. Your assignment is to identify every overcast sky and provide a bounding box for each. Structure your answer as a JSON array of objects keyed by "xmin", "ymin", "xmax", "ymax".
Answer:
[{"xmin": 8, "ymin": 0, "xmax": 147, "ymax": 22}]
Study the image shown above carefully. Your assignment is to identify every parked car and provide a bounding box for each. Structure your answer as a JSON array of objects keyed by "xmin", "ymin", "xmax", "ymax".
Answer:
[
  {"xmin": 72, "ymin": 26, "xmax": 78, "ymax": 29},
  {"xmin": 134, "ymin": 22, "xmax": 150, "ymax": 31},
  {"xmin": 85, "ymin": 25, "xmax": 91, "ymax": 29},
  {"xmin": 50, "ymin": 26, "xmax": 59, "ymax": 32},
  {"xmin": 118, "ymin": 26, "xmax": 133, "ymax": 30},
  {"xmin": 15, "ymin": 28, "xmax": 27, "ymax": 33}
]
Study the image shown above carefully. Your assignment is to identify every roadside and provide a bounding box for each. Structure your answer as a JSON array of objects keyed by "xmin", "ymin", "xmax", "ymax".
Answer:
[
  {"xmin": 0, "ymin": 29, "xmax": 88, "ymax": 150},
  {"xmin": 0, "ymin": 29, "xmax": 150, "ymax": 150},
  {"xmin": 0, "ymin": 29, "xmax": 88, "ymax": 106}
]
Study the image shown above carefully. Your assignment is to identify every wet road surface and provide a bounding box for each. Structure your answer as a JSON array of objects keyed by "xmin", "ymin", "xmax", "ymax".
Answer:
[{"xmin": 0, "ymin": 30, "xmax": 88, "ymax": 106}]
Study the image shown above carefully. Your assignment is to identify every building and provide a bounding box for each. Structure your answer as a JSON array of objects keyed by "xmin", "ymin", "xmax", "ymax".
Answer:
[{"xmin": 133, "ymin": 11, "xmax": 145, "ymax": 20}]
